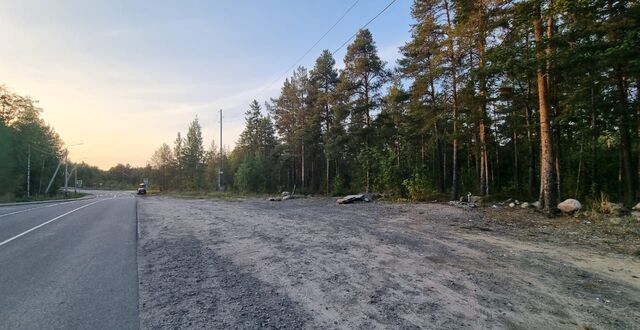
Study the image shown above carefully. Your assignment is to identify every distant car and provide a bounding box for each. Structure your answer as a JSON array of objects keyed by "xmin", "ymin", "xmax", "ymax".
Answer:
[{"xmin": 137, "ymin": 183, "xmax": 147, "ymax": 195}]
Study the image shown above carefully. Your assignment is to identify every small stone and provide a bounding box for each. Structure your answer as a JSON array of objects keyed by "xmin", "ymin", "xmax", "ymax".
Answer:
[
  {"xmin": 520, "ymin": 202, "xmax": 530, "ymax": 209},
  {"xmin": 509, "ymin": 203, "xmax": 516, "ymax": 208},
  {"xmin": 632, "ymin": 202, "xmax": 640, "ymax": 211},
  {"xmin": 532, "ymin": 201, "xmax": 541, "ymax": 209}
]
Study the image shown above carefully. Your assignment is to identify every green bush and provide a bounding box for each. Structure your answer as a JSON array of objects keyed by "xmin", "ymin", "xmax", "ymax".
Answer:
[
  {"xmin": 234, "ymin": 155, "xmax": 266, "ymax": 193},
  {"xmin": 332, "ymin": 174, "xmax": 347, "ymax": 196},
  {"xmin": 402, "ymin": 172, "xmax": 435, "ymax": 201}
]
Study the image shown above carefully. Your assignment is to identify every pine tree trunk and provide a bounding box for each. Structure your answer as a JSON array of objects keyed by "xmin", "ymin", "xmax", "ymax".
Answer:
[
  {"xmin": 607, "ymin": 0, "xmax": 635, "ymax": 206},
  {"xmin": 445, "ymin": 0, "xmax": 459, "ymax": 200},
  {"xmin": 326, "ymin": 157, "xmax": 330, "ymax": 195},
  {"xmin": 301, "ymin": 143, "xmax": 305, "ymax": 190},
  {"xmin": 533, "ymin": 0, "xmax": 556, "ymax": 213},
  {"xmin": 590, "ymin": 75, "xmax": 598, "ymax": 193},
  {"xmin": 616, "ymin": 67, "xmax": 634, "ymax": 206},
  {"xmin": 478, "ymin": 3, "xmax": 490, "ymax": 197}
]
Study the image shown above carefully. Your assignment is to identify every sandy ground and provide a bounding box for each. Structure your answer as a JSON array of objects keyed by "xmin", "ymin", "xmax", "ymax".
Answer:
[{"xmin": 136, "ymin": 196, "xmax": 640, "ymax": 329}]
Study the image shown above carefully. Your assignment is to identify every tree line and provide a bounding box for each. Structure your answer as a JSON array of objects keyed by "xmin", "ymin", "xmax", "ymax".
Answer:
[
  {"xmin": 144, "ymin": 0, "xmax": 639, "ymax": 212},
  {"xmin": 0, "ymin": 85, "xmax": 66, "ymax": 201},
  {"xmin": 1, "ymin": 85, "xmax": 160, "ymax": 198}
]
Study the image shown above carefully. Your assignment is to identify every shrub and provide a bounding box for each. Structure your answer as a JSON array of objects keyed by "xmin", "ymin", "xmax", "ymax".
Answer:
[{"xmin": 402, "ymin": 172, "xmax": 435, "ymax": 201}]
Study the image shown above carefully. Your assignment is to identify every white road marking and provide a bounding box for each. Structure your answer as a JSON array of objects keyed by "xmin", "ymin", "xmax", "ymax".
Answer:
[
  {"xmin": 0, "ymin": 199, "xmax": 106, "ymax": 247},
  {"xmin": 0, "ymin": 201, "xmax": 78, "ymax": 218}
]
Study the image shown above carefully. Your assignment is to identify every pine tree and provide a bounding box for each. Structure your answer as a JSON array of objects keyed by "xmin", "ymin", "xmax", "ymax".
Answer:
[
  {"xmin": 182, "ymin": 117, "xmax": 205, "ymax": 190},
  {"xmin": 339, "ymin": 29, "xmax": 389, "ymax": 192},
  {"xmin": 310, "ymin": 50, "xmax": 339, "ymax": 194}
]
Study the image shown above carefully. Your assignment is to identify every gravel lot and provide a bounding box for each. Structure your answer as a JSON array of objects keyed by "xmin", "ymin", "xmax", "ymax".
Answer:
[{"xmin": 137, "ymin": 196, "xmax": 640, "ymax": 329}]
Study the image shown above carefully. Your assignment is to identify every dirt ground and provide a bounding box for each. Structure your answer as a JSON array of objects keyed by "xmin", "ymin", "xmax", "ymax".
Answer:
[{"xmin": 136, "ymin": 196, "xmax": 640, "ymax": 329}]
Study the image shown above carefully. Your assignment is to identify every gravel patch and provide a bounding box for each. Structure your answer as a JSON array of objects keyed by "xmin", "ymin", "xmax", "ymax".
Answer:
[{"xmin": 137, "ymin": 196, "xmax": 640, "ymax": 329}]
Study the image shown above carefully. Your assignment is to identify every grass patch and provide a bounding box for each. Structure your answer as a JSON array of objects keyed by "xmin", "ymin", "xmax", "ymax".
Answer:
[
  {"xmin": 150, "ymin": 190, "xmax": 247, "ymax": 201},
  {"xmin": 0, "ymin": 192, "xmax": 88, "ymax": 204}
]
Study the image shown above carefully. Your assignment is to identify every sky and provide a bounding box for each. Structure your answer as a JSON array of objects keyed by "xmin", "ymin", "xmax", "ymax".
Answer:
[{"xmin": 0, "ymin": 0, "xmax": 413, "ymax": 169}]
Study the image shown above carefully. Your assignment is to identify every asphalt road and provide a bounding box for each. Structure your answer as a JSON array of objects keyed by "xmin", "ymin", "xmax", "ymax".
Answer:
[{"xmin": 0, "ymin": 191, "xmax": 139, "ymax": 330}]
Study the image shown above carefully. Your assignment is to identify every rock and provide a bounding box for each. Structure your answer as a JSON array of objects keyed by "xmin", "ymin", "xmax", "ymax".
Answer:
[
  {"xmin": 632, "ymin": 202, "xmax": 640, "ymax": 211},
  {"xmin": 532, "ymin": 201, "xmax": 541, "ymax": 209},
  {"xmin": 282, "ymin": 195, "xmax": 292, "ymax": 201},
  {"xmin": 520, "ymin": 202, "xmax": 530, "ymax": 209},
  {"xmin": 282, "ymin": 191, "xmax": 290, "ymax": 197},
  {"xmin": 469, "ymin": 196, "xmax": 483, "ymax": 204},
  {"xmin": 558, "ymin": 199, "xmax": 582, "ymax": 213},
  {"xmin": 631, "ymin": 211, "xmax": 640, "ymax": 219},
  {"xmin": 509, "ymin": 203, "xmax": 516, "ymax": 208}
]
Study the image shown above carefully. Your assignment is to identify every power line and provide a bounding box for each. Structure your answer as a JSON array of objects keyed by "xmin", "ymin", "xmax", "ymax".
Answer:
[
  {"xmin": 332, "ymin": 0, "xmax": 398, "ymax": 56},
  {"xmin": 260, "ymin": 0, "xmax": 361, "ymax": 94}
]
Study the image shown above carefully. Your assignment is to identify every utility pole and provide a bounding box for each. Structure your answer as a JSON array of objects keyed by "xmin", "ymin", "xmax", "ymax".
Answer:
[
  {"xmin": 64, "ymin": 149, "xmax": 69, "ymax": 196},
  {"xmin": 218, "ymin": 109, "xmax": 223, "ymax": 191},
  {"xmin": 27, "ymin": 144, "xmax": 31, "ymax": 198},
  {"xmin": 38, "ymin": 159, "xmax": 45, "ymax": 196},
  {"xmin": 45, "ymin": 157, "xmax": 63, "ymax": 194},
  {"xmin": 74, "ymin": 166, "xmax": 77, "ymax": 194}
]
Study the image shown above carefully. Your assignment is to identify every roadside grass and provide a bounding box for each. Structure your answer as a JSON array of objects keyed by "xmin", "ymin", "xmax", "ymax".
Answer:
[
  {"xmin": 0, "ymin": 192, "xmax": 88, "ymax": 204},
  {"xmin": 147, "ymin": 190, "xmax": 249, "ymax": 201}
]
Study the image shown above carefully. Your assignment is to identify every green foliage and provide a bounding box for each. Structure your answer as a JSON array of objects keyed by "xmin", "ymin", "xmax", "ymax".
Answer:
[
  {"xmin": 0, "ymin": 85, "xmax": 64, "ymax": 200},
  {"xmin": 234, "ymin": 155, "xmax": 266, "ymax": 194},
  {"xmin": 332, "ymin": 174, "xmax": 347, "ymax": 196},
  {"xmin": 402, "ymin": 172, "xmax": 436, "ymax": 202}
]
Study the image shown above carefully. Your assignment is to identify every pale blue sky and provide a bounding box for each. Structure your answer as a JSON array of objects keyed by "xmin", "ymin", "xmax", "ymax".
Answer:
[{"xmin": 0, "ymin": 0, "xmax": 413, "ymax": 168}]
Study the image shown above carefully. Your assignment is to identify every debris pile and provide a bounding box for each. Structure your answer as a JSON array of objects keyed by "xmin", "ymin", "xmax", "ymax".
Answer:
[
  {"xmin": 268, "ymin": 191, "xmax": 295, "ymax": 202},
  {"xmin": 336, "ymin": 194, "xmax": 370, "ymax": 204}
]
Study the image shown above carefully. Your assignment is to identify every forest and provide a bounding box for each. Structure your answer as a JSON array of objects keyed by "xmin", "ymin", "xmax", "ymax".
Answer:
[
  {"xmin": 2, "ymin": 0, "xmax": 638, "ymax": 214},
  {"xmin": 0, "ymin": 85, "xmax": 65, "ymax": 201},
  {"xmin": 154, "ymin": 0, "xmax": 636, "ymax": 213}
]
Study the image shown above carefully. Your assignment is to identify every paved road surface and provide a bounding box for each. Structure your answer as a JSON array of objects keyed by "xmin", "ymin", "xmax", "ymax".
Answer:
[{"xmin": 0, "ymin": 191, "xmax": 139, "ymax": 330}]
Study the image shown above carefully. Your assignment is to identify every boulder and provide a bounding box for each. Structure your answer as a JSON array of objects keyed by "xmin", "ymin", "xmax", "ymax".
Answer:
[
  {"xmin": 520, "ymin": 202, "xmax": 530, "ymax": 209},
  {"xmin": 469, "ymin": 196, "xmax": 483, "ymax": 204},
  {"xmin": 557, "ymin": 199, "xmax": 582, "ymax": 213}
]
